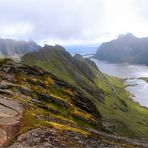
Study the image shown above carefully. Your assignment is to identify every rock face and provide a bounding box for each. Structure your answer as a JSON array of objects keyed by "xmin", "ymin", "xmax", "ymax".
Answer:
[
  {"xmin": 9, "ymin": 128, "xmax": 148, "ymax": 148},
  {"xmin": 0, "ymin": 62, "xmax": 23, "ymax": 147},
  {"xmin": 0, "ymin": 92, "xmax": 22, "ymax": 146},
  {"xmin": 8, "ymin": 128, "xmax": 125, "ymax": 148},
  {"xmin": 95, "ymin": 33, "xmax": 148, "ymax": 64},
  {"xmin": 0, "ymin": 38, "xmax": 40, "ymax": 59}
]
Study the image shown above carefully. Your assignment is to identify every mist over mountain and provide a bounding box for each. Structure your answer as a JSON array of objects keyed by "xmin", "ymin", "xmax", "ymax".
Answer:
[
  {"xmin": 0, "ymin": 38, "xmax": 40, "ymax": 59},
  {"xmin": 95, "ymin": 33, "xmax": 148, "ymax": 65}
]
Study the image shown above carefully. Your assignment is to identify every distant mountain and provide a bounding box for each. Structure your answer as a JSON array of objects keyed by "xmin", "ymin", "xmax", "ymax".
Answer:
[
  {"xmin": 21, "ymin": 44, "xmax": 148, "ymax": 141},
  {"xmin": 95, "ymin": 33, "xmax": 148, "ymax": 65},
  {"xmin": 0, "ymin": 38, "xmax": 40, "ymax": 59}
]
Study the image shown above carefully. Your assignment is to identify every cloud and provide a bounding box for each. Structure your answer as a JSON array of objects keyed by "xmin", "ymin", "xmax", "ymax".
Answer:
[
  {"xmin": 0, "ymin": 22, "xmax": 33, "ymax": 39},
  {"xmin": 0, "ymin": 0, "xmax": 148, "ymax": 45},
  {"xmin": 0, "ymin": 0, "xmax": 104, "ymax": 44}
]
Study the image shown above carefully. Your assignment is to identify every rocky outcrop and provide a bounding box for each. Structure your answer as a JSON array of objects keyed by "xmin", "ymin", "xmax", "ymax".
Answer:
[
  {"xmin": 0, "ymin": 59, "xmax": 102, "ymax": 147},
  {"xmin": 8, "ymin": 128, "xmax": 123, "ymax": 148},
  {"xmin": 9, "ymin": 128, "xmax": 148, "ymax": 148},
  {"xmin": 0, "ymin": 94, "xmax": 22, "ymax": 147}
]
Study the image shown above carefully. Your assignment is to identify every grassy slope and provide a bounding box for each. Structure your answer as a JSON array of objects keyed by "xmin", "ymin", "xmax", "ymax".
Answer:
[
  {"xmin": 0, "ymin": 59, "xmax": 100, "ymax": 138},
  {"xmin": 140, "ymin": 77, "xmax": 148, "ymax": 83},
  {"xmin": 21, "ymin": 45, "xmax": 148, "ymax": 139},
  {"xmin": 96, "ymin": 75, "xmax": 148, "ymax": 138}
]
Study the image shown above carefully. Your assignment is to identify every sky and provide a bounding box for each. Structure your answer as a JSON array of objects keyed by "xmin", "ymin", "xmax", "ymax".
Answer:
[{"xmin": 0, "ymin": 0, "xmax": 148, "ymax": 45}]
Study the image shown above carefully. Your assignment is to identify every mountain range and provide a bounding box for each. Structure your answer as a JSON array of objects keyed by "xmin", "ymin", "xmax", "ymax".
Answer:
[
  {"xmin": 95, "ymin": 33, "xmax": 148, "ymax": 65},
  {"xmin": 0, "ymin": 38, "xmax": 40, "ymax": 59}
]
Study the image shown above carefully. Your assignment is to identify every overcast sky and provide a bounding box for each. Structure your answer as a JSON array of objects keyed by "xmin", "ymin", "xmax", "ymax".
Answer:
[{"xmin": 0, "ymin": 0, "xmax": 148, "ymax": 45}]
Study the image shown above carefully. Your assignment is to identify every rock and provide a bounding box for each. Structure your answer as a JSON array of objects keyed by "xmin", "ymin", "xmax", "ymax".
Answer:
[
  {"xmin": 0, "ymin": 80, "xmax": 17, "ymax": 89},
  {"xmin": 0, "ymin": 95, "xmax": 22, "ymax": 147},
  {"xmin": 120, "ymin": 107, "xmax": 128, "ymax": 112},
  {"xmin": 10, "ymin": 127, "xmax": 141, "ymax": 148},
  {"xmin": 0, "ymin": 89, "xmax": 14, "ymax": 96},
  {"xmin": 18, "ymin": 86, "xmax": 32, "ymax": 96},
  {"xmin": 0, "ymin": 129, "xmax": 7, "ymax": 146},
  {"xmin": 38, "ymin": 93, "xmax": 70, "ymax": 108},
  {"xmin": 41, "ymin": 142, "xmax": 53, "ymax": 147},
  {"xmin": 0, "ymin": 95, "xmax": 22, "ymax": 113}
]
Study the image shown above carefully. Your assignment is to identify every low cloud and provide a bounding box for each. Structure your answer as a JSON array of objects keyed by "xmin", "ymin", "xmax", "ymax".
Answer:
[{"xmin": 0, "ymin": 0, "xmax": 148, "ymax": 45}]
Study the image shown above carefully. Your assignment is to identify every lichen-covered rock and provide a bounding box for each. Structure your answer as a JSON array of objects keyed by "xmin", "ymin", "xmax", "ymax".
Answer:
[{"xmin": 9, "ymin": 128, "xmax": 121, "ymax": 148}]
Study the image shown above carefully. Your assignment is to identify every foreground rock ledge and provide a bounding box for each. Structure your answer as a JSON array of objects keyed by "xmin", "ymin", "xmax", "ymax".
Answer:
[{"xmin": 9, "ymin": 128, "xmax": 148, "ymax": 148}]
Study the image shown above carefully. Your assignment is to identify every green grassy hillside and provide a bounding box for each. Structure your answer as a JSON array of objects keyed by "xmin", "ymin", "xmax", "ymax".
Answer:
[
  {"xmin": 2, "ymin": 59, "xmax": 147, "ymax": 147},
  {"xmin": 21, "ymin": 45, "xmax": 148, "ymax": 140}
]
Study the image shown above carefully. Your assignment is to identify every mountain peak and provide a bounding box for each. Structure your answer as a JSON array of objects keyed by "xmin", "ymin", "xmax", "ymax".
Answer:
[
  {"xmin": 118, "ymin": 33, "xmax": 137, "ymax": 39},
  {"xmin": 55, "ymin": 44, "xmax": 65, "ymax": 51}
]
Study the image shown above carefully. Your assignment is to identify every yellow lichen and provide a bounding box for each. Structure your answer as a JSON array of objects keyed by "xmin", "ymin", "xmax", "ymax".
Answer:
[
  {"xmin": 45, "ymin": 77, "xmax": 54, "ymax": 86},
  {"xmin": 32, "ymin": 85, "xmax": 39, "ymax": 91},
  {"xmin": 48, "ymin": 121, "xmax": 89, "ymax": 136},
  {"xmin": 64, "ymin": 88, "xmax": 75, "ymax": 96},
  {"xmin": 50, "ymin": 94, "xmax": 66, "ymax": 101},
  {"xmin": 13, "ymin": 95, "xmax": 31, "ymax": 103},
  {"xmin": 32, "ymin": 77, "xmax": 38, "ymax": 82},
  {"xmin": 49, "ymin": 113, "xmax": 75, "ymax": 124},
  {"xmin": 72, "ymin": 108, "xmax": 96, "ymax": 122}
]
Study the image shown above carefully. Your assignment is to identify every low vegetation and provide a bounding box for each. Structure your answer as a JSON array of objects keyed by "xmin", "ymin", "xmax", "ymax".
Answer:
[
  {"xmin": 21, "ymin": 45, "xmax": 148, "ymax": 140},
  {"xmin": 0, "ymin": 58, "xmax": 148, "ymax": 147}
]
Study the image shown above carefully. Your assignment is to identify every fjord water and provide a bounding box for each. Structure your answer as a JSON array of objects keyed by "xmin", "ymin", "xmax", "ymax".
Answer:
[
  {"xmin": 93, "ymin": 59, "xmax": 148, "ymax": 108},
  {"xmin": 66, "ymin": 46, "xmax": 148, "ymax": 107},
  {"xmin": 65, "ymin": 44, "xmax": 99, "ymax": 56}
]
